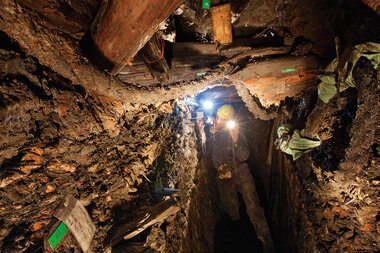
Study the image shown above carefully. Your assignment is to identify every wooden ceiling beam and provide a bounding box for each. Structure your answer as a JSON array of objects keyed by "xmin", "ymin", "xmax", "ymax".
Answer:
[
  {"xmin": 231, "ymin": 55, "xmax": 319, "ymax": 107},
  {"xmin": 84, "ymin": 0, "xmax": 182, "ymax": 75},
  {"xmin": 0, "ymin": 0, "xmax": 217, "ymax": 107}
]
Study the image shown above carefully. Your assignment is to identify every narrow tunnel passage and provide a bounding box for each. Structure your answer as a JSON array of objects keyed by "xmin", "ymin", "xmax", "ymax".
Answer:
[
  {"xmin": 186, "ymin": 86, "xmax": 278, "ymax": 253},
  {"xmin": 0, "ymin": 1, "xmax": 379, "ymax": 252},
  {"xmin": 214, "ymin": 199, "xmax": 263, "ymax": 253}
]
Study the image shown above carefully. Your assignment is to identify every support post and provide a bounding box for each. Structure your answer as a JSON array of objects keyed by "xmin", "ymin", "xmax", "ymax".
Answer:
[{"xmin": 138, "ymin": 33, "xmax": 170, "ymax": 83}]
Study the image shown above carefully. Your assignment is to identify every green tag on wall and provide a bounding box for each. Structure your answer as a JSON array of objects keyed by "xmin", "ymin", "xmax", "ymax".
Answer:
[
  {"xmin": 202, "ymin": 0, "xmax": 211, "ymax": 9},
  {"xmin": 281, "ymin": 67, "xmax": 296, "ymax": 73},
  {"xmin": 48, "ymin": 222, "xmax": 68, "ymax": 250}
]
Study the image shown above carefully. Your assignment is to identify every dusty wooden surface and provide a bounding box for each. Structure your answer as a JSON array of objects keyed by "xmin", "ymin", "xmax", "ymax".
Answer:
[
  {"xmin": 88, "ymin": 0, "xmax": 182, "ymax": 74},
  {"xmin": 231, "ymin": 55, "xmax": 318, "ymax": 107},
  {"xmin": 118, "ymin": 44, "xmax": 289, "ymax": 86},
  {"xmin": 210, "ymin": 4, "xmax": 233, "ymax": 45}
]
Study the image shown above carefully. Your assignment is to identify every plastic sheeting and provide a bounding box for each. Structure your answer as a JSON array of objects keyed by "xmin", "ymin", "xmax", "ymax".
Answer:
[
  {"xmin": 318, "ymin": 42, "xmax": 380, "ymax": 103},
  {"xmin": 277, "ymin": 124, "xmax": 321, "ymax": 161}
]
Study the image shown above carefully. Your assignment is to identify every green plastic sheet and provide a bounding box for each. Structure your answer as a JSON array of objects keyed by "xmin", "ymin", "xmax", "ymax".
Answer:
[
  {"xmin": 277, "ymin": 124, "xmax": 321, "ymax": 161},
  {"xmin": 318, "ymin": 42, "xmax": 380, "ymax": 103}
]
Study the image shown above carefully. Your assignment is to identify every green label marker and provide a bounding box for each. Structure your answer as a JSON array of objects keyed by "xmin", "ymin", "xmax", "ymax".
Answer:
[
  {"xmin": 281, "ymin": 67, "xmax": 296, "ymax": 73},
  {"xmin": 48, "ymin": 222, "xmax": 68, "ymax": 250},
  {"xmin": 202, "ymin": 0, "xmax": 211, "ymax": 9}
]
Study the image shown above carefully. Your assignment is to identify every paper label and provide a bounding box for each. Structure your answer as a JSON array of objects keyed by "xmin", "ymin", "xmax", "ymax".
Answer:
[{"xmin": 54, "ymin": 195, "xmax": 96, "ymax": 252}]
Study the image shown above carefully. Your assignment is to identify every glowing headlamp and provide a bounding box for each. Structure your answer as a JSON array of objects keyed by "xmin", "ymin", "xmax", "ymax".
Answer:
[
  {"xmin": 202, "ymin": 100, "xmax": 213, "ymax": 110},
  {"xmin": 226, "ymin": 120, "xmax": 237, "ymax": 129}
]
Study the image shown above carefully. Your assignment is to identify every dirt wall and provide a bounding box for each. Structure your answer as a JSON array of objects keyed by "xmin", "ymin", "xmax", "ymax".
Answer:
[{"xmin": 0, "ymin": 36, "xmax": 182, "ymax": 252}]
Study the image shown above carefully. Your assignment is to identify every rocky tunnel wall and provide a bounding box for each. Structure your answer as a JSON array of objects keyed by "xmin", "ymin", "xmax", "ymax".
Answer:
[{"xmin": 0, "ymin": 33, "xmax": 193, "ymax": 252}]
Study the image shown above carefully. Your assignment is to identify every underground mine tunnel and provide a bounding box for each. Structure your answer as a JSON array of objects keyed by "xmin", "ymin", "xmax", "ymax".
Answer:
[{"xmin": 0, "ymin": 0, "xmax": 379, "ymax": 252}]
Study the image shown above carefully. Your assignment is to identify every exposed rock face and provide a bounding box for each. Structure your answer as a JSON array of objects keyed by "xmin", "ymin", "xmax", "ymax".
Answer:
[
  {"xmin": 0, "ymin": 40, "xmax": 183, "ymax": 252},
  {"xmin": 0, "ymin": 0, "xmax": 379, "ymax": 252},
  {"xmin": 235, "ymin": 0, "xmax": 340, "ymax": 55},
  {"xmin": 299, "ymin": 60, "xmax": 380, "ymax": 253}
]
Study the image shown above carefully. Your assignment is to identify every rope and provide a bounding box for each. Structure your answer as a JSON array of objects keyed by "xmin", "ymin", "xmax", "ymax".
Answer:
[{"xmin": 145, "ymin": 38, "xmax": 165, "ymax": 64}]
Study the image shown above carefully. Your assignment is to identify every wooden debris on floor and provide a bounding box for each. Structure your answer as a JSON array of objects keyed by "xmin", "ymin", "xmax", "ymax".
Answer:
[{"xmin": 106, "ymin": 197, "xmax": 180, "ymax": 247}]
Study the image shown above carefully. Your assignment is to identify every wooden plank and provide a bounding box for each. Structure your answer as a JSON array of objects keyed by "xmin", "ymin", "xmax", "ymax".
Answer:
[
  {"xmin": 210, "ymin": 3, "xmax": 233, "ymax": 45},
  {"xmin": 118, "ymin": 43, "xmax": 289, "ymax": 86},
  {"xmin": 220, "ymin": 46, "xmax": 290, "ymax": 67},
  {"xmin": 106, "ymin": 197, "xmax": 180, "ymax": 247},
  {"xmin": 171, "ymin": 42, "xmax": 223, "ymax": 66},
  {"xmin": 86, "ymin": 0, "xmax": 182, "ymax": 74},
  {"xmin": 231, "ymin": 55, "xmax": 318, "ymax": 107},
  {"xmin": 118, "ymin": 42, "xmax": 224, "ymax": 85}
]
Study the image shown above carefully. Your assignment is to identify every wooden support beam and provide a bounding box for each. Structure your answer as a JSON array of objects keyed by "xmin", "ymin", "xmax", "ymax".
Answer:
[
  {"xmin": 85, "ymin": 0, "xmax": 182, "ymax": 74},
  {"xmin": 118, "ymin": 42, "xmax": 225, "ymax": 85},
  {"xmin": 138, "ymin": 33, "xmax": 169, "ymax": 83},
  {"xmin": 118, "ymin": 43, "xmax": 289, "ymax": 86},
  {"xmin": 210, "ymin": 3, "xmax": 233, "ymax": 45},
  {"xmin": 231, "ymin": 56, "xmax": 319, "ymax": 107},
  {"xmin": 0, "ymin": 1, "xmax": 222, "ymax": 107}
]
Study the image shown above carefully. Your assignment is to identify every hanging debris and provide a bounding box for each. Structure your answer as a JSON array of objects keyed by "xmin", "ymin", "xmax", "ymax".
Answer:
[
  {"xmin": 210, "ymin": 3, "xmax": 233, "ymax": 46},
  {"xmin": 276, "ymin": 124, "xmax": 321, "ymax": 161},
  {"xmin": 318, "ymin": 42, "xmax": 380, "ymax": 103}
]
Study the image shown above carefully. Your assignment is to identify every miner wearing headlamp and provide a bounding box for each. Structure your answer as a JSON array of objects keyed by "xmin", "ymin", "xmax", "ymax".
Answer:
[{"xmin": 211, "ymin": 104, "xmax": 274, "ymax": 253}]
